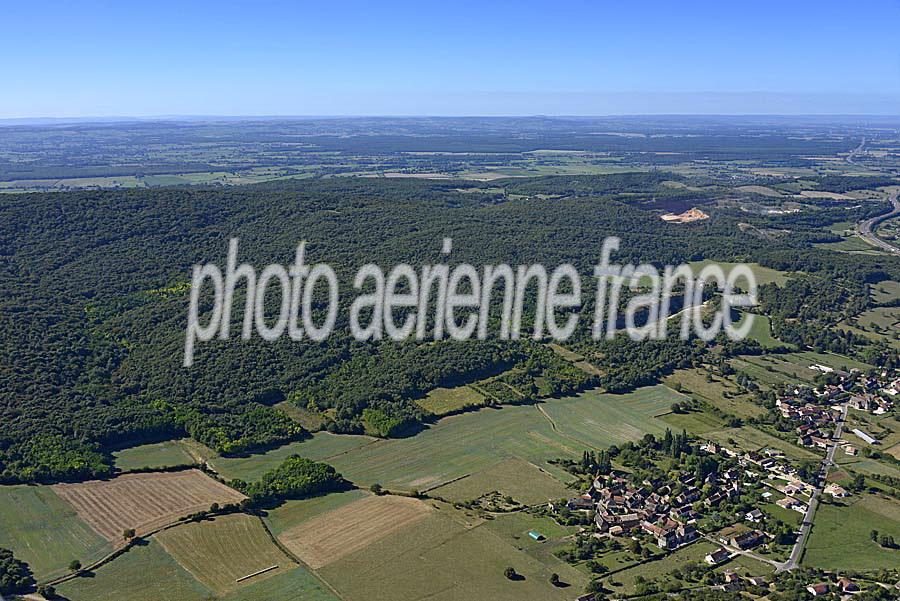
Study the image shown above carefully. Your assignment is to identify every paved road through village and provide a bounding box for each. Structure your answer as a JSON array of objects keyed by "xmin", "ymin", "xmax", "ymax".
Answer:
[{"xmin": 775, "ymin": 402, "xmax": 848, "ymax": 572}]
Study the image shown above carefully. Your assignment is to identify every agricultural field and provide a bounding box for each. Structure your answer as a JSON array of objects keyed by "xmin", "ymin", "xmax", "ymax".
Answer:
[
  {"xmin": 113, "ymin": 439, "xmax": 197, "ymax": 471},
  {"xmin": 731, "ymin": 351, "xmax": 872, "ymax": 388},
  {"xmin": 481, "ymin": 512, "xmax": 582, "ymax": 575},
  {"xmin": 156, "ymin": 514, "xmax": 295, "ymax": 595},
  {"xmin": 325, "ymin": 385, "xmax": 677, "ymax": 493},
  {"xmin": 52, "ymin": 470, "xmax": 246, "ymax": 541},
  {"xmin": 415, "ymin": 384, "xmax": 486, "ymax": 415},
  {"xmin": 429, "ymin": 457, "xmax": 572, "ymax": 504},
  {"xmin": 702, "ymin": 425, "xmax": 819, "ymax": 460},
  {"xmin": 208, "ymin": 432, "xmax": 376, "ymax": 482},
  {"xmin": 871, "ymin": 279, "xmax": 900, "ymax": 304},
  {"xmin": 0, "ymin": 485, "xmax": 111, "ymax": 580},
  {"xmin": 316, "ymin": 508, "xmax": 587, "ymax": 601},
  {"xmin": 686, "ymin": 260, "xmax": 792, "ymax": 286},
  {"xmin": 56, "ymin": 539, "xmax": 214, "ymax": 601},
  {"xmin": 803, "ymin": 494, "xmax": 900, "ymax": 571},
  {"xmin": 856, "ymin": 306, "xmax": 900, "ymax": 331},
  {"xmin": 264, "ymin": 489, "xmax": 370, "ymax": 536},
  {"xmin": 661, "ymin": 408, "xmax": 727, "ymax": 435},
  {"xmin": 278, "ymin": 494, "xmax": 434, "ymax": 569},
  {"xmin": 665, "ymin": 367, "xmax": 767, "ymax": 419},
  {"xmin": 217, "ymin": 567, "xmax": 339, "ymax": 601},
  {"xmin": 606, "ymin": 540, "xmax": 716, "ymax": 593},
  {"xmin": 733, "ymin": 312, "xmax": 789, "ymax": 350},
  {"xmin": 539, "ymin": 385, "xmax": 680, "ymax": 446}
]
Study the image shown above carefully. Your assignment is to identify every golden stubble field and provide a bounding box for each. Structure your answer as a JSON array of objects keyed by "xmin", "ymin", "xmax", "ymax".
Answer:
[
  {"xmin": 52, "ymin": 469, "xmax": 246, "ymax": 541},
  {"xmin": 278, "ymin": 494, "xmax": 433, "ymax": 569}
]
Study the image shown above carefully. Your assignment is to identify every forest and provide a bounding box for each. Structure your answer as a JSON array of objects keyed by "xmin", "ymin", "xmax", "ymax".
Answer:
[{"xmin": 1, "ymin": 173, "xmax": 898, "ymax": 483}]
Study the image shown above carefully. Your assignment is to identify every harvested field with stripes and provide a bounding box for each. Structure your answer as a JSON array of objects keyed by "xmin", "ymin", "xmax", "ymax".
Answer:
[
  {"xmin": 52, "ymin": 469, "xmax": 246, "ymax": 541},
  {"xmin": 278, "ymin": 494, "xmax": 433, "ymax": 569},
  {"xmin": 156, "ymin": 514, "xmax": 293, "ymax": 595}
]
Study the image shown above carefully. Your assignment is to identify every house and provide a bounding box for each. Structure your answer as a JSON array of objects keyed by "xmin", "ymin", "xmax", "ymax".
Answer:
[
  {"xmin": 705, "ymin": 547, "xmax": 730, "ymax": 565},
  {"xmin": 850, "ymin": 394, "xmax": 872, "ymax": 411},
  {"xmin": 807, "ymin": 583, "xmax": 829, "ymax": 596},
  {"xmin": 567, "ymin": 495, "xmax": 595, "ymax": 510},
  {"xmin": 641, "ymin": 520, "xmax": 680, "ymax": 549},
  {"xmin": 824, "ymin": 483, "xmax": 848, "ymax": 498},
  {"xmin": 776, "ymin": 496, "xmax": 799, "ymax": 510},
  {"xmin": 731, "ymin": 530, "xmax": 765, "ymax": 550},
  {"xmin": 745, "ymin": 509, "xmax": 764, "ymax": 523},
  {"xmin": 837, "ymin": 578, "xmax": 859, "ymax": 593},
  {"xmin": 746, "ymin": 576, "xmax": 768, "ymax": 587}
]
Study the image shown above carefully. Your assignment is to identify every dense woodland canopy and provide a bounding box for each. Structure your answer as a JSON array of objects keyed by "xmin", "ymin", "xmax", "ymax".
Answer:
[{"xmin": 1, "ymin": 173, "xmax": 898, "ymax": 482}]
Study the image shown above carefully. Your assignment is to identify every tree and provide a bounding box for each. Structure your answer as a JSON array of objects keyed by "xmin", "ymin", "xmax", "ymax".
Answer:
[
  {"xmin": 0, "ymin": 547, "xmax": 35, "ymax": 595},
  {"xmin": 37, "ymin": 583, "xmax": 57, "ymax": 599},
  {"xmin": 370, "ymin": 483, "xmax": 383, "ymax": 495},
  {"xmin": 549, "ymin": 573, "xmax": 560, "ymax": 586},
  {"xmin": 504, "ymin": 567, "xmax": 518, "ymax": 580},
  {"xmin": 878, "ymin": 534, "xmax": 895, "ymax": 549},
  {"xmin": 68, "ymin": 559, "xmax": 82, "ymax": 572},
  {"xmin": 870, "ymin": 529, "xmax": 879, "ymax": 541},
  {"xmin": 123, "ymin": 528, "xmax": 135, "ymax": 540}
]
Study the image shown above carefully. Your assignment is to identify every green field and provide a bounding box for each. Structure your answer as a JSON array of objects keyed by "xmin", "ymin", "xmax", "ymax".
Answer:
[
  {"xmin": 871, "ymin": 280, "xmax": 900, "ymax": 304},
  {"xmin": 857, "ymin": 306, "xmax": 900, "ymax": 330},
  {"xmin": 317, "ymin": 511, "xmax": 587, "ymax": 601},
  {"xmin": 665, "ymin": 367, "xmax": 766, "ymax": 419},
  {"xmin": 208, "ymin": 432, "xmax": 376, "ymax": 482},
  {"xmin": 729, "ymin": 356, "xmax": 804, "ymax": 387},
  {"xmin": 415, "ymin": 385, "xmax": 486, "ymax": 415},
  {"xmin": 0, "ymin": 485, "xmax": 111, "ymax": 580},
  {"xmin": 324, "ymin": 385, "xmax": 677, "ymax": 493},
  {"xmin": 734, "ymin": 312, "xmax": 789, "ymax": 349},
  {"xmin": 607, "ymin": 540, "xmax": 716, "ymax": 593},
  {"xmin": 729, "ymin": 351, "xmax": 871, "ymax": 388},
  {"xmin": 429, "ymin": 457, "xmax": 572, "ymax": 504},
  {"xmin": 219, "ymin": 567, "xmax": 339, "ymax": 601},
  {"xmin": 265, "ymin": 489, "xmax": 369, "ymax": 536},
  {"xmin": 113, "ymin": 439, "xmax": 197, "ymax": 471},
  {"xmin": 56, "ymin": 539, "xmax": 213, "ymax": 601},
  {"xmin": 686, "ymin": 260, "xmax": 792, "ymax": 286},
  {"xmin": 661, "ymin": 409, "xmax": 727, "ymax": 435},
  {"xmin": 815, "ymin": 236, "xmax": 879, "ymax": 253},
  {"xmin": 156, "ymin": 514, "xmax": 295, "ymax": 595},
  {"xmin": 703, "ymin": 425, "xmax": 819, "ymax": 460},
  {"xmin": 540, "ymin": 385, "xmax": 681, "ymax": 446},
  {"xmin": 803, "ymin": 494, "xmax": 900, "ymax": 570}
]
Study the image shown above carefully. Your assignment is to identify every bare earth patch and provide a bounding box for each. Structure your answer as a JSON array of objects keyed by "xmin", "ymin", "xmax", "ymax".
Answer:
[
  {"xmin": 660, "ymin": 207, "xmax": 709, "ymax": 223},
  {"xmin": 278, "ymin": 494, "xmax": 433, "ymax": 568},
  {"xmin": 53, "ymin": 469, "xmax": 246, "ymax": 542}
]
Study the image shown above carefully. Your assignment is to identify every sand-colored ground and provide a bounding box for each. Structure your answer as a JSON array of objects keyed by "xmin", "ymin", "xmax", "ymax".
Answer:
[
  {"xmin": 53, "ymin": 469, "xmax": 246, "ymax": 541},
  {"xmin": 278, "ymin": 494, "xmax": 433, "ymax": 568}
]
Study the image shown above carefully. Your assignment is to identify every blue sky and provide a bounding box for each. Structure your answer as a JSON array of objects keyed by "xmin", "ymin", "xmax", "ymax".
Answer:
[{"xmin": 3, "ymin": 0, "xmax": 899, "ymax": 117}]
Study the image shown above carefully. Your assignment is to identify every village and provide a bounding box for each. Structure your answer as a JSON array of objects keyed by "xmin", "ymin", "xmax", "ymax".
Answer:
[{"xmin": 557, "ymin": 364, "xmax": 900, "ymax": 599}]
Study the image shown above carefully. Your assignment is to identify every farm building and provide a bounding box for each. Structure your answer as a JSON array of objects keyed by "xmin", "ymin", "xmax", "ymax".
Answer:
[{"xmin": 852, "ymin": 428, "xmax": 879, "ymax": 445}]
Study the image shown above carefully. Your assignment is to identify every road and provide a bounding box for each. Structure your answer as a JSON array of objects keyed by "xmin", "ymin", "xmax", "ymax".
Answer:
[
  {"xmin": 775, "ymin": 403, "xmax": 848, "ymax": 572},
  {"xmin": 857, "ymin": 192, "xmax": 900, "ymax": 255},
  {"xmin": 699, "ymin": 533, "xmax": 781, "ymax": 569},
  {"xmin": 846, "ymin": 136, "xmax": 866, "ymax": 164}
]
